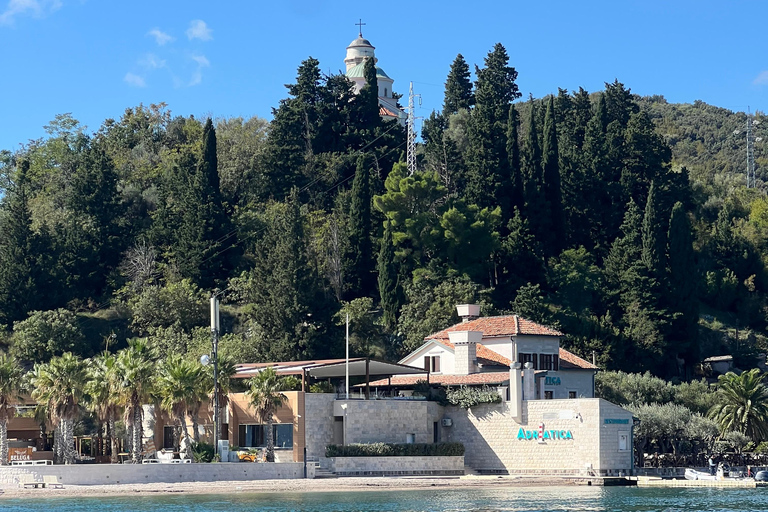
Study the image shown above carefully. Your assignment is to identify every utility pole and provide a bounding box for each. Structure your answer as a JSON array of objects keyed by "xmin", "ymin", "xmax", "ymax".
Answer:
[{"xmin": 210, "ymin": 295, "xmax": 220, "ymax": 458}]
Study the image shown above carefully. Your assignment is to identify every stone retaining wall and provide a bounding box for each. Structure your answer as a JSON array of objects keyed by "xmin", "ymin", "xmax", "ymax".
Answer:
[
  {"xmin": 327, "ymin": 456, "xmax": 464, "ymax": 476},
  {"xmin": 0, "ymin": 462, "xmax": 306, "ymax": 486}
]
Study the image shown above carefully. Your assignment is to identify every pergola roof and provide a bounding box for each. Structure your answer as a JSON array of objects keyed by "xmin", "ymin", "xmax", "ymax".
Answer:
[{"xmin": 235, "ymin": 358, "xmax": 426, "ymax": 380}]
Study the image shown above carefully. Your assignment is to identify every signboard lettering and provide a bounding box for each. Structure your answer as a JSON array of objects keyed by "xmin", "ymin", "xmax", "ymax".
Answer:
[
  {"xmin": 544, "ymin": 376, "xmax": 561, "ymax": 385},
  {"xmin": 10, "ymin": 447, "xmax": 32, "ymax": 461},
  {"xmin": 604, "ymin": 419, "xmax": 629, "ymax": 424},
  {"xmin": 517, "ymin": 423, "xmax": 573, "ymax": 441}
]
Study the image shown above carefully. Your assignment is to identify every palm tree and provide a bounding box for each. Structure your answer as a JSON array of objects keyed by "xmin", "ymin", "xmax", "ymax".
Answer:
[
  {"xmin": 157, "ymin": 355, "xmax": 201, "ymax": 460},
  {"xmin": 29, "ymin": 353, "xmax": 86, "ymax": 465},
  {"xmin": 0, "ymin": 354, "xmax": 25, "ymax": 465},
  {"xmin": 116, "ymin": 340, "xmax": 156, "ymax": 463},
  {"xmin": 709, "ymin": 369, "xmax": 768, "ymax": 441},
  {"xmin": 246, "ymin": 367, "xmax": 290, "ymax": 462},
  {"xmin": 84, "ymin": 353, "xmax": 121, "ymax": 463}
]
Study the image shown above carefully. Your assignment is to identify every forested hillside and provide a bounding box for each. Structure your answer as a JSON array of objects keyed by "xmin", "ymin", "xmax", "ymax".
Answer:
[{"xmin": 1, "ymin": 44, "xmax": 766, "ymax": 380}]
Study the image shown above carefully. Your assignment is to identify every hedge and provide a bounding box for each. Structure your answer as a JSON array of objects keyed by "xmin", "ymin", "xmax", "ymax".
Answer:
[{"xmin": 325, "ymin": 442, "xmax": 464, "ymax": 458}]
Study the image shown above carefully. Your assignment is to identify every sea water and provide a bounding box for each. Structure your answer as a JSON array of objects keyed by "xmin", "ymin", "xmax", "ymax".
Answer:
[{"xmin": 2, "ymin": 486, "xmax": 767, "ymax": 512}]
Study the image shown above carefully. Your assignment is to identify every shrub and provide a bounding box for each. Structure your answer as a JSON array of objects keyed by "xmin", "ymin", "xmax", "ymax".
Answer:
[
  {"xmin": 325, "ymin": 442, "xmax": 464, "ymax": 458},
  {"xmin": 309, "ymin": 381, "xmax": 334, "ymax": 393},
  {"xmin": 191, "ymin": 441, "xmax": 215, "ymax": 463},
  {"xmin": 446, "ymin": 385, "xmax": 502, "ymax": 408}
]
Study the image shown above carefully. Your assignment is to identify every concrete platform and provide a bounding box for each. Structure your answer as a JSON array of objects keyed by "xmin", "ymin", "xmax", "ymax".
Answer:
[{"xmin": 636, "ymin": 476, "xmax": 758, "ymax": 488}]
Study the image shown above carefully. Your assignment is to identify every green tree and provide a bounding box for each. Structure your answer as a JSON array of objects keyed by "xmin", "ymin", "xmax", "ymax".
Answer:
[
  {"xmin": 641, "ymin": 182, "xmax": 666, "ymax": 279},
  {"xmin": 128, "ymin": 279, "xmax": 207, "ymax": 335},
  {"xmin": 522, "ymin": 99, "xmax": 546, "ymax": 237},
  {"xmin": 30, "ymin": 353, "xmax": 86, "ymax": 464},
  {"xmin": 494, "ymin": 208, "xmax": 544, "ymax": 305},
  {"xmin": 511, "ymin": 283, "xmax": 550, "ymax": 325},
  {"xmin": 246, "ymin": 367, "xmax": 291, "ymax": 462},
  {"xmin": 0, "ymin": 354, "xmax": 25, "ymax": 465},
  {"xmin": 506, "ymin": 104, "xmax": 524, "ymax": 215},
  {"xmin": 84, "ymin": 353, "xmax": 121, "ymax": 463},
  {"xmin": 346, "ymin": 154, "xmax": 374, "ymax": 298},
  {"xmin": 708, "ymin": 369, "xmax": 768, "ymax": 441},
  {"xmin": 116, "ymin": 340, "xmax": 156, "ymax": 463},
  {"xmin": 443, "ymin": 54, "xmax": 474, "ymax": 115},
  {"xmin": 541, "ymin": 96, "xmax": 564, "ymax": 257},
  {"xmin": 157, "ymin": 355, "xmax": 204, "ymax": 459},
  {"xmin": 377, "ymin": 221, "xmax": 400, "ymax": 332},
  {"xmin": 11, "ymin": 309, "xmax": 85, "ymax": 363}
]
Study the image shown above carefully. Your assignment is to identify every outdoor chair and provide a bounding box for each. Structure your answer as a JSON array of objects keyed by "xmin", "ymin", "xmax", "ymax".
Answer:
[
  {"xmin": 18, "ymin": 474, "xmax": 44, "ymax": 489},
  {"xmin": 42, "ymin": 476, "xmax": 63, "ymax": 489}
]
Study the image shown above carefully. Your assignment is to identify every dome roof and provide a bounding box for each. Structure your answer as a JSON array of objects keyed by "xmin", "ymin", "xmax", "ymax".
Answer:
[
  {"xmin": 345, "ymin": 61, "xmax": 391, "ymax": 80},
  {"xmin": 347, "ymin": 36, "xmax": 374, "ymax": 48}
]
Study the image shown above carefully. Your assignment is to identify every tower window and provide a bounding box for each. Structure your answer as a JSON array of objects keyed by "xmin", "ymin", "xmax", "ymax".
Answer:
[{"xmin": 384, "ymin": 87, "xmax": 388, "ymax": 97}]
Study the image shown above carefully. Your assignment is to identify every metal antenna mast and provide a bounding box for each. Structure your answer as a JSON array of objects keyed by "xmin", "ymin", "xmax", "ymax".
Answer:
[
  {"xmin": 406, "ymin": 81, "xmax": 421, "ymax": 175},
  {"xmin": 747, "ymin": 108, "xmax": 756, "ymax": 188}
]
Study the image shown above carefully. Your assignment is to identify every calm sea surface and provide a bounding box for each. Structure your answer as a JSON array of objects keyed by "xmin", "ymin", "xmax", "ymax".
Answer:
[{"xmin": 1, "ymin": 486, "xmax": 767, "ymax": 512}]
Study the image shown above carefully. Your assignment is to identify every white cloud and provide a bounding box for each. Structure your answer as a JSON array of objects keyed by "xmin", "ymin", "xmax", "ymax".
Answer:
[
  {"xmin": 124, "ymin": 72, "xmax": 146, "ymax": 88},
  {"xmin": 188, "ymin": 54, "xmax": 210, "ymax": 86},
  {"xmin": 139, "ymin": 53, "xmax": 166, "ymax": 70},
  {"xmin": 754, "ymin": 71, "xmax": 768, "ymax": 86},
  {"xmin": 0, "ymin": 0, "xmax": 61, "ymax": 25},
  {"xmin": 186, "ymin": 19, "xmax": 212, "ymax": 41},
  {"xmin": 147, "ymin": 28, "xmax": 174, "ymax": 46}
]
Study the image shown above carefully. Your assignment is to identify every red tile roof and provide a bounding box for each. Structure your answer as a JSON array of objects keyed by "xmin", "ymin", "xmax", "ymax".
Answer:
[
  {"xmin": 427, "ymin": 315, "xmax": 563, "ymax": 341},
  {"xmin": 367, "ymin": 371, "xmax": 513, "ymax": 387},
  {"xmin": 558, "ymin": 348, "xmax": 598, "ymax": 370}
]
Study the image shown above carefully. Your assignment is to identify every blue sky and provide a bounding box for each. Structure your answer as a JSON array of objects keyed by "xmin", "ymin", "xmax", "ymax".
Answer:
[{"xmin": 1, "ymin": 0, "xmax": 766, "ymax": 152}]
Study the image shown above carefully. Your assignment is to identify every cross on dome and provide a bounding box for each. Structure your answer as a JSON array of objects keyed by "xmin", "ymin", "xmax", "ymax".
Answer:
[{"xmin": 356, "ymin": 19, "xmax": 366, "ymax": 37}]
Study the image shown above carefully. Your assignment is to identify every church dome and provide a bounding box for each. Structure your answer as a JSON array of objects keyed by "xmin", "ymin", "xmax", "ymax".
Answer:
[
  {"xmin": 345, "ymin": 61, "xmax": 391, "ymax": 80},
  {"xmin": 347, "ymin": 36, "xmax": 374, "ymax": 49}
]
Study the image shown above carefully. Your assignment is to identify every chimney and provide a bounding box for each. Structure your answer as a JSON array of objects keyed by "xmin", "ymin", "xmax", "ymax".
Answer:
[
  {"xmin": 449, "ymin": 331, "xmax": 482, "ymax": 375},
  {"xmin": 523, "ymin": 362, "xmax": 536, "ymax": 400},
  {"xmin": 509, "ymin": 362, "xmax": 522, "ymax": 422},
  {"xmin": 456, "ymin": 304, "xmax": 480, "ymax": 323}
]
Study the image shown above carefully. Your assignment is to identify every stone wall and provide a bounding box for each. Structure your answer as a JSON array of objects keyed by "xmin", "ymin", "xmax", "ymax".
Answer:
[
  {"xmin": 334, "ymin": 399, "xmax": 443, "ymax": 445},
  {"xmin": 328, "ymin": 456, "xmax": 464, "ymax": 476},
  {"xmin": 0, "ymin": 462, "xmax": 305, "ymax": 486},
  {"xmin": 444, "ymin": 398, "xmax": 633, "ymax": 476},
  {"xmin": 304, "ymin": 394, "xmax": 336, "ymax": 460}
]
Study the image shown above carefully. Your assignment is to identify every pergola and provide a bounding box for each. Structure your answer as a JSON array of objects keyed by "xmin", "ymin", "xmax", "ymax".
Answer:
[{"xmin": 235, "ymin": 358, "xmax": 428, "ymax": 399}]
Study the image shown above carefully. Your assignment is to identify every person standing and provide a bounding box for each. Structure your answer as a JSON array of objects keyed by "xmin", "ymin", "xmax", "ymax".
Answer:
[{"xmin": 709, "ymin": 456, "xmax": 716, "ymax": 476}]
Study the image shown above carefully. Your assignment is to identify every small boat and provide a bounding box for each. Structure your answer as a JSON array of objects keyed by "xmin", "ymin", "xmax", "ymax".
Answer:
[{"xmin": 685, "ymin": 468, "xmax": 718, "ymax": 481}]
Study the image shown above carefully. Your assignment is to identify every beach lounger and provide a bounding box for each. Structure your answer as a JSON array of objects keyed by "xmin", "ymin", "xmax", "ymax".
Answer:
[
  {"xmin": 18, "ymin": 474, "xmax": 43, "ymax": 489},
  {"xmin": 42, "ymin": 476, "xmax": 63, "ymax": 489}
]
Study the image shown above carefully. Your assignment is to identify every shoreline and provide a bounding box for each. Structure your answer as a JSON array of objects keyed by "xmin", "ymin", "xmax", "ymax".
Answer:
[{"xmin": 0, "ymin": 475, "xmax": 572, "ymax": 500}]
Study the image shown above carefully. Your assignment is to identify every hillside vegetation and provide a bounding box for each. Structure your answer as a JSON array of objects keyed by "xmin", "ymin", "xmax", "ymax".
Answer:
[{"xmin": 1, "ymin": 45, "xmax": 767, "ymax": 380}]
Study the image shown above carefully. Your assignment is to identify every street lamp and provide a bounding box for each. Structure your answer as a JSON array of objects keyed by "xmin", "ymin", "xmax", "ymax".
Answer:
[{"xmin": 201, "ymin": 296, "xmax": 221, "ymax": 458}]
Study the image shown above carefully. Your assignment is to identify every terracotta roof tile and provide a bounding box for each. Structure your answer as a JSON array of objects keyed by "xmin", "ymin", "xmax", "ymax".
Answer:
[
  {"xmin": 367, "ymin": 372, "xmax": 513, "ymax": 387},
  {"xmin": 426, "ymin": 315, "xmax": 563, "ymax": 341},
  {"xmin": 558, "ymin": 348, "xmax": 598, "ymax": 370}
]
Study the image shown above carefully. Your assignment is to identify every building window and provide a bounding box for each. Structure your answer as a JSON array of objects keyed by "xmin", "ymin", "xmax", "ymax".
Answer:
[
  {"xmin": 423, "ymin": 355, "xmax": 441, "ymax": 373},
  {"xmin": 163, "ymin": 426, "xmax": 175, "ymax": 449},
  {"xmin": 540, "ymin": 354, "xmax": 559, "ymax": 371},
  {"xmin": 519, "ymin": 353, "xmax": 538, "ymax": 370},
  {"xmin": 238, "ymin": 424, "xmax": 293, "ymax": 448},
  {"xmin": 384, "ymin": 87, "xmax": 388, "ymax": 97},
  {"xmin": 618, "ymin": 431, "xmax": 629, "ymax": 451},
  {"xmin": 544, "ymin": 391, "xmax": 554, "ymax": 399},
  {"xmin": 569, "ymin": 391, "xmax": 577, "ymax": 399}
]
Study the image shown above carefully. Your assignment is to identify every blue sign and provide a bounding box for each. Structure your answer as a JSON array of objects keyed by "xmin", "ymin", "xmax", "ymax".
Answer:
[
  {"xmin": 517, "ymin": 428, "xmax": 573, "ymax": 440},
  {"xmin": 544, "ymin": 376, "xmax": 561, "ymax": 386},
  {"xmin": 604, "ymin": 419, "xmax": 629, "ymax": 424}
]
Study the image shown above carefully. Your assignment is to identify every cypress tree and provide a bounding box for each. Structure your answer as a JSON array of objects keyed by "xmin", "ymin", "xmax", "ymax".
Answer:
[
  {"xmin": 506, "ymin": 104, "xmax": 524, "ymax": 214},
  {"xmin": 522, "ymin": 99, "xmax": 546, "ymax": 239},
  {"xmin": 443, "ymin": 54, "xmax": 474, "ymax": 115},
  {"xmin": 641, "ymin": 181, "xmax": 666, "ymax": 279},
  {"xmin": 542, "ymin": 96, "xmax": 564, "ymax": 257},
  {"xmin": 347, "ymin": 154, "xmax": 374, "ymax": 298},
  {"xmin": 378, "ymin": 221, "xmax": 399, "ymax": 332},
  {"xmin": 464, "ymin": 43, "xmax": 520, "ymax": 219},
  {"xmin": 356, "ymin": 57, "xmax": 381, "ymax": 136},
  {"xmin": 668, "ymin": 202, "xmax": 699, "ymax": 376}
]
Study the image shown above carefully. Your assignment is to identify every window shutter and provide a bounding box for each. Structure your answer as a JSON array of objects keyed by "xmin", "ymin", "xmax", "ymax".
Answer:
[
  {"xmin": 532, "ymin": 353, "xmax": 538, "ymax": 370},
  {"xmin": 434, "ymin": 356, "xmax": 441, "ymax": 373},
  {"xmin": 424, "ymin": 356, "xmax": 430, "ymax": 371}
]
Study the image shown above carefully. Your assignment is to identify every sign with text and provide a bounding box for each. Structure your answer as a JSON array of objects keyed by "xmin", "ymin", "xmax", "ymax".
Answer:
[
  {"xmin": 604, "ymin": 419, "xmax": 629, "ymax": 424},
  {"xmin": 10, "ymin": 447, "xmax": 32, "ymax": 461},
  {"xmin": 517, "ymin": 423, "xmax": 573, "ymax": 441}
]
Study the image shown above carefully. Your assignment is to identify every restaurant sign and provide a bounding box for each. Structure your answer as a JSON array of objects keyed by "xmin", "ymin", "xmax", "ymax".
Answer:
[
  {"xmin": 10, "ymin": 447, "xmax": 32, "ymax": 461},
  {"xmin": 517, "ymin": 423, "xmax": 573, "ymax": 441}
]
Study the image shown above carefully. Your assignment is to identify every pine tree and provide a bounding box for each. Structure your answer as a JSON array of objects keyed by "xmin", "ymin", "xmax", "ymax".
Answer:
[
  {"xmin": 443, "ymin": 54, "xmax": 474, "ymax": 115},
  {"xmin": 377, "ymin": 221, "xmax": 399, "ymax": 332},
  {"xmin": 542, "ymin": 96, "xmax": 564, "ymax": 257},
  {"xmin": 346, "ymin": 154, "xmax": 374, "ymax": 298}
]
